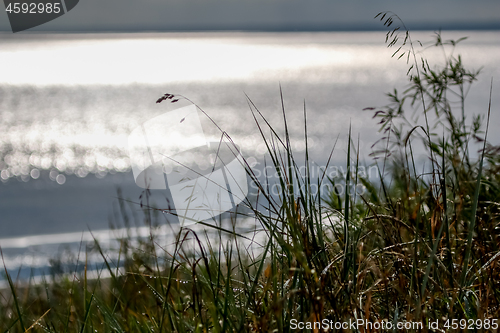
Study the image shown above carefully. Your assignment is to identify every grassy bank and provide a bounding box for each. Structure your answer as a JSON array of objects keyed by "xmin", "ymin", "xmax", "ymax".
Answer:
[{"xmin": 1, "ymin": 16, "xmax": 499, "ymax": 332}]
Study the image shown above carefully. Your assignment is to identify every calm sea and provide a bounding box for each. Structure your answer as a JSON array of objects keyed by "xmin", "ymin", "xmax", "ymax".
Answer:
[{"xmin": 0, "ymin": 31, "xmax": 499, "ymax": 277}]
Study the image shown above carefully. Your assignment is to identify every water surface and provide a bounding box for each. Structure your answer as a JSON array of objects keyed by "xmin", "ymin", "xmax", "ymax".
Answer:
[{"xmin": 0, "ymin": 31, "xmax": 499, "ymax": 274}]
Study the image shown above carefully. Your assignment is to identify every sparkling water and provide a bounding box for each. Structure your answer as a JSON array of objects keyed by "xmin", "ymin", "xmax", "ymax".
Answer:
[{"xmin": 0, "ymin": 31, "xmax": 499, "ymax": 275}]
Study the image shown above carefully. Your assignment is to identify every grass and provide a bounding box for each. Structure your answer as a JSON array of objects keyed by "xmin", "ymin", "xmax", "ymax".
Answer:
[{"xmin": 1, "ymin": 15, "xmax": 499, "ymax": 332}]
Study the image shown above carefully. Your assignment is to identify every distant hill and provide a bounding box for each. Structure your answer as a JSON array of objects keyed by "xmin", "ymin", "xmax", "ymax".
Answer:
[{"xmin": 1, "ymin": 0, "xmax": 499, "ymax": 32}]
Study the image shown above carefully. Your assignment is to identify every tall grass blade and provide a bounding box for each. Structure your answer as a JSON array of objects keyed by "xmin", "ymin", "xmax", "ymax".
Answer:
[
  {"xmin": 459, "ymin": 80, "xmax": 493, "ymax": 295},
  {"xmin": 1, "ymin": 247, "xmax": 26, "ymax": 331}
]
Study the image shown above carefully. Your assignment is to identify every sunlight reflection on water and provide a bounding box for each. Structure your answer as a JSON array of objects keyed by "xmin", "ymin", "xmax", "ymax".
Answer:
[
  {"xmin": 0, "ymin": 31, "xmax": 499, "ymax": 276},
  {"xmin": 0, "ymin": 31, "xmax": 499, "ymax": 183}
]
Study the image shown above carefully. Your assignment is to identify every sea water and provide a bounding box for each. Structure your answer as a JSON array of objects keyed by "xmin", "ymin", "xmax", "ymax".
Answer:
[{"xmin": 0, "ymin": 31, "xmax": 499, "ymax": 278}]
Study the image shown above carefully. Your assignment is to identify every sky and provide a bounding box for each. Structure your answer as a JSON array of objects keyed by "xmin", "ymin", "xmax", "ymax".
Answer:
[{"xmin": 1, "ymin": 0, "xmax": 499, "ymax": 33}]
